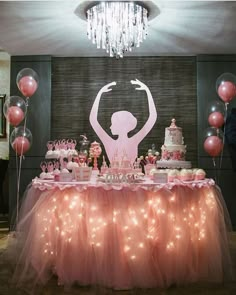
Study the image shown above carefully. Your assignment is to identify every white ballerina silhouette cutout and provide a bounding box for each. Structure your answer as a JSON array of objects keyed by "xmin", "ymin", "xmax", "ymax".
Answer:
[{"xmin": 89, "ymin": 79, "xmax": 157, "ymax": 165}]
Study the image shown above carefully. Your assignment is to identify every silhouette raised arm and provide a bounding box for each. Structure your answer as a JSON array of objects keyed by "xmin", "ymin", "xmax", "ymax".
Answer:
[
  {"xmin": 90, "ymin": 80, "xmax": 157, "ymax": 164},
  {"xmin": 130, "ymin": 79, "xmax": 157, "ymax": 143},
  {"xmin": 89, "ymin": 82, "xmax": 117, "ymax": 144}
]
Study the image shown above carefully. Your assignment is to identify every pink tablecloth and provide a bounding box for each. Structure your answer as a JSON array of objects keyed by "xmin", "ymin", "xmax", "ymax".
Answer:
[{"xmin": 11, "ymin": 178, "xmax": 233, "ymax": 289}]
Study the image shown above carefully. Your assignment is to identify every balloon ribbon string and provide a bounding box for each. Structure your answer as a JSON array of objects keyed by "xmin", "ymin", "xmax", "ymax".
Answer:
[
  {"xmin": 218, "ymin": 103, "xmax": 228, "ymax": 184},
  {"xmin": 212, "ymin": 157, "xmax": 218, "ymax": 184},
  {"xmin": 219, "ymin": 103, "xmax": 228, "ymax": 167},
  {"xmin": 15, "ymin": 127, "xmax": 19, "ymax": 226},
  {"xmin": 16, "ymin": 97, "xmax": 29, "ymax": 226},
  {"xmin": 16, "ymin": 156, "xmax": 22, "ymax": 226},
  {"xmin": 23, "ymin": 98, "xmax": 29, "ymax": 133}
]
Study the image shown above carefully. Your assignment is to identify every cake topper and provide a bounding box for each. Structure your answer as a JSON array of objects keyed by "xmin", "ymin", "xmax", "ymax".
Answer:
[{"xmin": 170, "ymin": 118, "xmax": 177, "ymax": 128}]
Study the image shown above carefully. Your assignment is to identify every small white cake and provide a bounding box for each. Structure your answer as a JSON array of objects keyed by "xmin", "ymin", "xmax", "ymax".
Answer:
[{"xmin": 157, "ymin": 119, "xmax": 191, "ymax": 169}]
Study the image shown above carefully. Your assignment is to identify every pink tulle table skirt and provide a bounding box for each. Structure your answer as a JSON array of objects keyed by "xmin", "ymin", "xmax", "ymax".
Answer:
[{"xmin": 12, "ymin": 178, "xmax": 233, "ymax": 289}]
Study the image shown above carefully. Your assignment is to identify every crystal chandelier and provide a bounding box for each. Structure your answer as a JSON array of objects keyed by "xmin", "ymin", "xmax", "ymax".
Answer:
[{"xmin": 86, "ymin": 1, "xmax": 149, "ymax": 58}]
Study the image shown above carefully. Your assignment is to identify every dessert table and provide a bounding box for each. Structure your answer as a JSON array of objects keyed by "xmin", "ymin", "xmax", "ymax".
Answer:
[{"xmin": 11, "ymin": 175, "xmax": 233, "ymax": 289}]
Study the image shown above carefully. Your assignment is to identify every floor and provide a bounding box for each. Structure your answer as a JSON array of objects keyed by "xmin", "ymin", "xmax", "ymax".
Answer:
[{"xmin": 0, "ymin": 215, "xmax": 236, "ymax": 295}]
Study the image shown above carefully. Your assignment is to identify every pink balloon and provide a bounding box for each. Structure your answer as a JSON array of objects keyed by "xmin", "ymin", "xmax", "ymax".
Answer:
[
  {"xmin": 204, "ymin": 136, "xmax": 223, "ymax": 157},
  {"xmin": 18, "ymin": 76, "xmax": 38, "ymax": 97},
  {"xmin": 217, "ymin": 81, "xmax": 236, "ymax": 103},
  {"xmin": 12, "ymin": 136, "xmax": 30, "ymax": 156},
  {"xmin": 208, "ymin": 111, "xmax": 224, "ymax": 128},
  {"xmin": 7, "ymin": 106, "xmax": 25, "ymax": 127}
]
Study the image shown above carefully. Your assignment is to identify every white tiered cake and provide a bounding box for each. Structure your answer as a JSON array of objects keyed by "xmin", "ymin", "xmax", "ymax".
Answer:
[{"xmin": 157, "ymin": 119, "xmax": 191, "ymax": 169}]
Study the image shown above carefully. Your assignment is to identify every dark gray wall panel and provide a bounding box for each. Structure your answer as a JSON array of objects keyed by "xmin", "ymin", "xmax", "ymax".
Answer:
[{"xmin": 51, "ymin": 57, "xmax": 197, "ymax": 167}]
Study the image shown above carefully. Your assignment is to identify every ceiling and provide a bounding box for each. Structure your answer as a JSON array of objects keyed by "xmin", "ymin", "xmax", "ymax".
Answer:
[{"xmin": 0, "ymin": 0, "xmax": 236, "ymax": 57}]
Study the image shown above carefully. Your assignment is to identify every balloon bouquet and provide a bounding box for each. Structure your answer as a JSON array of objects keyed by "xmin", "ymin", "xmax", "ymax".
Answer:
[
  {"xmin": 3, "ymin": 68, "xmax": 39, "ymax": 224},
  {"xmin": 204, "ymin": 73, "xmax": 236, "ymax": 182}
]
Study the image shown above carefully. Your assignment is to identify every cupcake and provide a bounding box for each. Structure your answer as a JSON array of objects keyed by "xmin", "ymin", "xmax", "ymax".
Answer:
[
  {"xmin": 45, "ymin": 150, "xmax": 54, "ymax": 159},
  {"xmin": 54, "ymin": 149, "xmax": 61, "ymax": 158},
  {"xmin": 195, "ymin": 169, "xmax": 206, "ymax": 180},
  {"xmin": 168, "ymin": 169, "xmax": 179, "ymax": 182},
  {"xmin": 179, "ymin": 169, "xmax": 192, "ymax": 181},
  {"xmin": 39, "ymin": 172, "xmax": 47, "ymax": 179},
  {"xmin": 187, "ymin": 169, "xmax": 194, "ymax": 181},
  {"xmin": 192, "ymin": 168, "xmax": 198, "ymax": 179},
  {"xmin": 45, "ymin": 172, "xmax": 54, "ymax": 180},
  {"xmin": 53, "ymin": 168, "xmax": 61, "ymax": 181}
]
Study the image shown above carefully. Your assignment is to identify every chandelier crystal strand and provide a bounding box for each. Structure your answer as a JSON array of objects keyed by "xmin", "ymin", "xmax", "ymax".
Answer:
[{"xmin": 86, "ymin": 1, "xmax": 148, "ymax": 58}]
